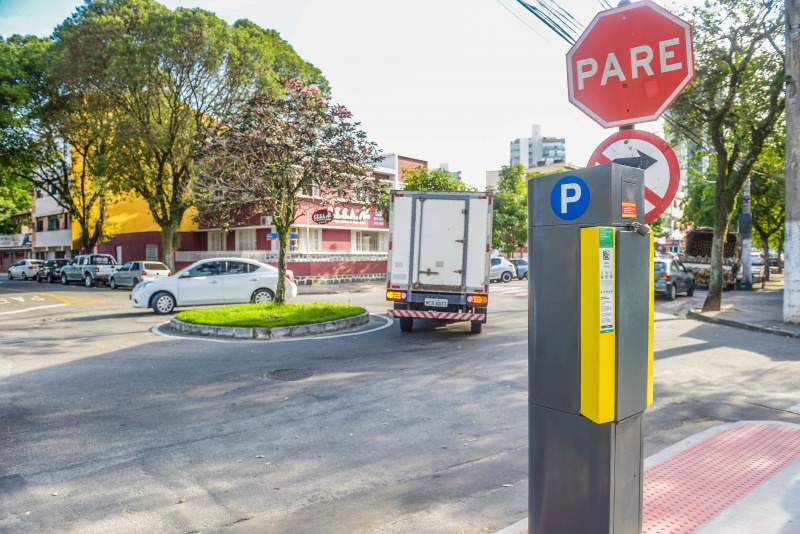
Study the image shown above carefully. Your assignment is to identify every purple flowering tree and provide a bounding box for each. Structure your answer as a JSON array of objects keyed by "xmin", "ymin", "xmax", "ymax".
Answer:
[{"xmin": 195, "ymin": 79, "xmax": 385, "ymax": 303}]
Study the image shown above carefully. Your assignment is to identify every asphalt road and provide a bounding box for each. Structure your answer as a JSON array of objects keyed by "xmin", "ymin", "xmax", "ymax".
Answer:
[{"xmin": 1, "ymin": 277, "xmax": 799, "ymax": 534}]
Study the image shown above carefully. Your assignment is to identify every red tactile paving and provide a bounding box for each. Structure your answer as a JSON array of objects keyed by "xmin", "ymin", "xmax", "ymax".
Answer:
[
  {"xmin": 514, "ymin": 424, "xmax": 800, "ymax": 534},
  {"xmin": 642, "ymin": 424, "xmax": 800, "ymax": 533}
]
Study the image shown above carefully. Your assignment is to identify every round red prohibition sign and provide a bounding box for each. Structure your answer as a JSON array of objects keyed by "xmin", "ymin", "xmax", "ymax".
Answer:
[{"xmin": 587, "ymin": 130, "xmax": 680, "ymax": 224}]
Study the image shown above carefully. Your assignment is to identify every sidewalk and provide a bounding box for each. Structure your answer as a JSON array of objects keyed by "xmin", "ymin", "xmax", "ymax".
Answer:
[
  {"xmin": 685, "ymin": 274, "xmax": 800, "ymax": 339},
  {"xmin": 497, "ymin": 275, "xmax": 800, "ymax": 534}
]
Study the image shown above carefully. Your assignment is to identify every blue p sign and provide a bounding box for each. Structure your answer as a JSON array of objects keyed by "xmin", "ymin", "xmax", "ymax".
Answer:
[{"xmin": 550, "ymin": 176, "xmax": 590, "ymax": 220}]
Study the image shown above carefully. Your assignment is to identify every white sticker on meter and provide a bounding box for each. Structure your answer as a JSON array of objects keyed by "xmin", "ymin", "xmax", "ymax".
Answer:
[{"xmin": 599, "ymin": 228, "xmax": 615, "ymax": 334}]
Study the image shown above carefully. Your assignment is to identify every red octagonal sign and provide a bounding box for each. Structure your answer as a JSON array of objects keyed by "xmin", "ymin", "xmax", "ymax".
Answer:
[{"xmin": 567, "ymin": 0, "xmax": 694, "ymax": 128}]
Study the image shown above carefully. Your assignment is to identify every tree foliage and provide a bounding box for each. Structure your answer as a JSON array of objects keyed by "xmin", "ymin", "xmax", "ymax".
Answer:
[
  {"xmin": 665, "ymin": 0, "xmax": 785, "ymax": 311},
  {"xmin": 194, "ymin": 79, "xmax": 384, "ymax": 303},
  {"xmin": 491, "ymin": 164, "xmax": 527, "ymax": 256},
  {"xmin": 49, "ymin": 0, "xmax": 327, "ymax": 268},
  {"xmin": 401, "ymin": 166, "xmax": 475, "ymax": 192},
  {"xmin": 750, "ymin": 132, "xmax": 785, "ymax": 278}
]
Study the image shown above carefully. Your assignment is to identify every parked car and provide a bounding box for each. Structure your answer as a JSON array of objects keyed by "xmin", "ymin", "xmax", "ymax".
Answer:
[
  {"xmin": 131, "ymin": 257, "xmax": 297, "ymax": 314},
  {"xmin": 110, "ymin": 261, "xmax": 171, "ymax": 289},
  {"xmin": 7, "ymin": 259, "xmax": 44, "ymax": 281},
  {"xmin": 509, "ymin": 258, "xmax": 529, "ymax": 280},
  {"xmin": 489, "ymin": 256, "xmax": 516, "ymax": 283},
  {"xmin": 654, "ymin": 258, "xmax": 695, "ymax": 301},
  {"xmin": 36, "ymin": 258, "xmax": 70, "ymax": 283},
  {"xmin": 60, "ymin": 254, "xmax": 120, "ymax": 287}
]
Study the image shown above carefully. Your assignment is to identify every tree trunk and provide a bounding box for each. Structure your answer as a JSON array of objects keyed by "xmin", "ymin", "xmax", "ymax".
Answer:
[
  {"xmin": 161, "ymin": 224, "xmax": 180, "ymax": 272},
  {"xmin": 275, "ymin": 226, "xmax": 289, "ymax": 305},
  {"xmin": 758, "ymin": 229, "xmax": 772, "ymax": 282},
  {"xmin": 702, "ymin": 206, "xmax": 731, "ymax": 312}
]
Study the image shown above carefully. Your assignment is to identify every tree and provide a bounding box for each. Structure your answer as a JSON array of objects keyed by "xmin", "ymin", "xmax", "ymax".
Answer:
[
  {"xmin": 52, "ymin": 0, "xmax": 328, "ymax": 269},
  {"xmin": 750, "ymin": 135, "xmax": 786, "ymax": 279},
  {"xmin": 666, "ymin": 0, "xmax": 785, "ymax": 311},
  {"xmin": 194, "ymin": 79, "xmax": 385, "ymax": 303},
  {"xmin": 401, "ymin": 165, "xmax": 475, "ymax": 192},
  {"xmin": 491, "ymin": 164, "xmax": 527, "ymax": 256},
  {"xmin": 0, "ymin": 36, "xmax": 36, "ymax": 235}
]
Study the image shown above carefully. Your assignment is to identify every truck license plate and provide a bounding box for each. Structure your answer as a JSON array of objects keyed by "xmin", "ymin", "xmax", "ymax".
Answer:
[{"xmin": 425, "ymin": 298, "xmax": 448, "ymax": 308}]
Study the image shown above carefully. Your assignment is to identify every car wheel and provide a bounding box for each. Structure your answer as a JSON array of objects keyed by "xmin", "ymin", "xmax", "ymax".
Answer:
[
  {"xmin": 470, "ymin": 321, "xmax": 483, "ymax": 334},
  {"xmin": 61, "ymin": 274, "xmax": 69, "ymax": 285},
  {"xmin": 501, "ymin": 271, "xmax": 512, "ymax": 283},
  {"xmin": 84, "ymin": 274, "xmax": 95, "ymax": 288},
  {"xmin": 109, "ymin": 277, "xmax": 118, "ymax": 290},
  {"xmin": 37, "ymin": 274, "xmax": 43, "ymax": 283},
  {"xmin": 48, "ymin": 274, "xmax": 54, "ymax": 284},
  {"xmin": 523, "ymin": 272, "xmax": 528, "ymax": 280},
  {"xmin": 399, "ymin": 317, "xmax": 413, "ymax": 332},
  {"xmin": 7, "ymin": 271, "xmax": 12, "ymax": 280},
  {"xmin": 132, "ymin": 278, "xmax": 140, "ymax": 287},
  {"xmin": 251, "ymin": 288, "xmax": 275, "ymax": 304},
  {"xmin": 667, "ymin": 284, "xmax": 676, "ymax": 301},
  {"xmin": 686, "ymin": 281, "xmax": 695, "ymax": 297},
  {"xmin": 22, "ymin": 272, "xmax": 28, "ymax": 281},
  {"xmin": 152, "ymin": 292, "xmax": 176, "ymax": 315}
]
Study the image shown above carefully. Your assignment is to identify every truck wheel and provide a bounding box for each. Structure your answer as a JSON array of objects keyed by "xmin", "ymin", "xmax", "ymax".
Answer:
[
  {"xmin": 687, "ymin": 281, "xmax": 695, "ymax": 297},
  {"xmin": 470, "ymin": 321, "xmax": 483, "ymax": 334},
  {"xmin": 501, "ymin": 271, "xmax": 512, "ymax": 283},
  {"xmin": 667, "ymin": 284, "xmax": 676, "ymax": 301},
  {"xmin": 61, "ymin": 274, "xmax": 69, "ymax": 285},
  {"xmin": 399, "ymin": 317, "xmax": 413, "ymax": 332},
  {"xmin": 152, "ymin": 292, "xmax": 176, "ymax": 315},
  {"xmin": 84, "ymin": 274, "xmax": 95, "ymax": 288}
]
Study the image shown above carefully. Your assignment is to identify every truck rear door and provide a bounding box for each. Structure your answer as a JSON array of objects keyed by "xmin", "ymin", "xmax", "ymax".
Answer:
[{"xmin": 413, "ymin": 197, "xmax": 467, "ymax": 289}]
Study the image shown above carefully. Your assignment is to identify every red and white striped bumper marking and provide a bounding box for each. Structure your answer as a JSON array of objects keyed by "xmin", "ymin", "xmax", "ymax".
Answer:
[{"xmin": 387, "ymin": 310, "xmax": 485, "ymax": 321}]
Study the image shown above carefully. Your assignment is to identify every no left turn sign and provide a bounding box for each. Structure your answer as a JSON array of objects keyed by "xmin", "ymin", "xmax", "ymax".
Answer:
[{"xmin": 587, "ymin": 130, "xmax": 681, "ymax": 224}]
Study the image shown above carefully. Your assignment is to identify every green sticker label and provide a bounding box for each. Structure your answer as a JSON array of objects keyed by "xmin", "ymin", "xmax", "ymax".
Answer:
[{"xmin": 599, "ymin": 227, "xmax": 614, "ymax": 334}]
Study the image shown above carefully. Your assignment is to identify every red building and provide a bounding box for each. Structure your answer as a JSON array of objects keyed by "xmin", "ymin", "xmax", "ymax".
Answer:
[{"xmin": 95, "ymin": 154, "xmax": 425, "ymax": 284}]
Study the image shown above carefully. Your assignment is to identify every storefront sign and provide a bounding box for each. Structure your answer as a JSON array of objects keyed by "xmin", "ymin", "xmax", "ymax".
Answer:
[
  {"xmin": 312, "ymin": 209, "xmax": 334, "ymax": 224},
  {"xmin": 0, "ymin": 234, "xmax": 30, "ymax": 248}
]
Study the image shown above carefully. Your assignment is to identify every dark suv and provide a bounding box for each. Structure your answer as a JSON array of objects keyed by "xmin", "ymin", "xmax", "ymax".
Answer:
[{"xmin": 37, "ymin": 258, "xmax": 70, "ymax": 284}]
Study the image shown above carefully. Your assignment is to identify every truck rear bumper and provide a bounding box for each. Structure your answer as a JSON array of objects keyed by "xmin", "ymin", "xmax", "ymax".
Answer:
[{"xmin": 387, "ymin": 309, "xmax": 486, "ymax": 322}]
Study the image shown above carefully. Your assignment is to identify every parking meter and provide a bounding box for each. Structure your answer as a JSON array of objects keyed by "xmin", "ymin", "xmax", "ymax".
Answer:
[{"xmin": 528, "ymin": 164, "xmax": 654, "ymax": 534}]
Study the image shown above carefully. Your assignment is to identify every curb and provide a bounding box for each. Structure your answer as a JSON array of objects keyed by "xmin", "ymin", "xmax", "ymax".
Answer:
[
  {"xmin": 686, "ymin": 310, "xmax": 800, "ymax": 339},
  {"xmin": 168, "ymin": 311, "xmax": 371, "ymax": 340}
]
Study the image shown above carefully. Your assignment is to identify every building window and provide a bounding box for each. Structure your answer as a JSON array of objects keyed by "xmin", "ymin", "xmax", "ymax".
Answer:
[
  {"xmin": 47, "ymin": 217, "xmax": 60, "ymax": 231},
  {"xmin": 235, "ymin": 229, "xmax": 257, "ymax": 251},
  {"xmin": 208, "ymin": 231, "xmax": 226, "ymax": 251},
  {"xmin": 353, "ymin": 231, "xmax": 386, "ymax": 252},
  {"xmin": 297, "ymin": 227, "xmax": 322, "ymax": 252},
  {"xmin": 36, "ymin": 218, "xmax": 44, "ymax": 232}
]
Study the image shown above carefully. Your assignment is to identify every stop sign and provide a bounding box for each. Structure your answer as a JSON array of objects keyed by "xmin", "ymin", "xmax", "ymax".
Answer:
[{"xmin": 566, "ymin": 0, "xmax": 694, "ymax": 128}]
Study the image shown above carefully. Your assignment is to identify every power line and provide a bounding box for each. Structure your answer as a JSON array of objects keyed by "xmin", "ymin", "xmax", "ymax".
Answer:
[{"xmin": 495, "ymin": 0, "xmax": 549, "ymax": 40}]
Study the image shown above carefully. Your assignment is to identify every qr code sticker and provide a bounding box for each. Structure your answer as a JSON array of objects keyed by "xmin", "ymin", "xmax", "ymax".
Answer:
[{"xmin": 602, "ymin": 250, "xmax": 612, "ymax": 261}]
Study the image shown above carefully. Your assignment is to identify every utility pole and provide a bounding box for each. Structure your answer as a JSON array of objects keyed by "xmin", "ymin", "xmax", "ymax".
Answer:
[
  {"xmin": 741, "ymin": 179, "xmax": 753, "ymax": 290},
  {"xmin": 786, "ymin": 0, "xmax": 800, "ymax": 323}
]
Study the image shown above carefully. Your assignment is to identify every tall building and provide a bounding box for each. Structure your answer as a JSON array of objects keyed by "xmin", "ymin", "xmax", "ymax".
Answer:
[{"xmin": 509, "ymin": 124, "xmax": 566, "ymax": 167}]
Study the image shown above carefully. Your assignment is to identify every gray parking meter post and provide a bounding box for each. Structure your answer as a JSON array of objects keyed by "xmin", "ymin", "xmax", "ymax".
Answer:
[{"xmin": 528, "ymin": 163, "xmax": 654, "ymax": 534}]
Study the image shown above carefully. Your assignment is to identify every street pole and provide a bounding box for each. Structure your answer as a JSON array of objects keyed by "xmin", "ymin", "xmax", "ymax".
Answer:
[
  {"xmin": 785, "ymin": 0, "xmax": 800, "ymax": 322},
  {"xmin": 741, "ymin": 179, "xmax": 753, "ymax": 290}
]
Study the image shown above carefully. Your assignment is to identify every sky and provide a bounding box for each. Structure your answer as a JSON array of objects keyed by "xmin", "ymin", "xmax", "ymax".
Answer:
[{"xmin": 0, "ymin": 0, "xmax": 694, "ymax": 188}]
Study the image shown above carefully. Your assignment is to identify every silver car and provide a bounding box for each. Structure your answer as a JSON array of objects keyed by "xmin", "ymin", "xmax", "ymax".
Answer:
[
  {"xmin": 489, "ymin": 256, "xmax": 516, "ymax": 283},
  {"xmin": 8, "ymin": 259, "xmax": 45, "ymax": 281},
  {"xmin": 110, "ymin": 261, "xmax": 171, "ymax": 289}
]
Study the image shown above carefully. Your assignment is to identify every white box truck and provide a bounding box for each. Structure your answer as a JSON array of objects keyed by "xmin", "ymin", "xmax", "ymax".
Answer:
[{"xmin": 386, "ymin": 190, "xmax": 494, "ymax": 333}]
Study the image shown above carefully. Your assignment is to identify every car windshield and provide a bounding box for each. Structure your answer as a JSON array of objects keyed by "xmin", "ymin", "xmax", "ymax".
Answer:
[
  {"xmin": 654, "ymin": 261, "xmax": 668, "ymax": 272},
  {"xmin": 144, "ymin": 262, "xmax": 168, "ymax": 270}
]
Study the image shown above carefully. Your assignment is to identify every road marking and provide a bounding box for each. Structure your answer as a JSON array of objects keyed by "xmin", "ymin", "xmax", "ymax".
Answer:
[
  {"xmin": 35, "ymin": 292, "xmax": 104, "ymax": 305},
  {"xmin": 0, "ymin": 304, "xmax": 67, "ymax": 316},
  {"xmin": 150, "ymin": 314, "xmax": 394, "ymax": 343}
]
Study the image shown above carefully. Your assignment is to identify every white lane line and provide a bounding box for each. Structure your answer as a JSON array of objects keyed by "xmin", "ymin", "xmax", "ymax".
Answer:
[
  {"xmin": 150, "ymin": 314, "xmax": 395, "ymax": 343},
  {"xmin": 0, "ymin": 304, "xmax": 67, "ymax": 316}
]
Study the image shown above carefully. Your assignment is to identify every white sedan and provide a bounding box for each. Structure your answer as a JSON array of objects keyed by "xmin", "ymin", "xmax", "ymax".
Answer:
[
  {"xmin": 131, "ymin": 257, "xmax": 298, "ymax": 314},
  {"xmin": 8, "ymin": 259, "xmax": 45, "ymax": 280}
]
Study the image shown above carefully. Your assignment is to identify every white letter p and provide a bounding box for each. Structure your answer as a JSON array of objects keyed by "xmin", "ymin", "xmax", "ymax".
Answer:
[{"xmin": 561, "ymin": 184, "xmax": 581, "ymax": 214}]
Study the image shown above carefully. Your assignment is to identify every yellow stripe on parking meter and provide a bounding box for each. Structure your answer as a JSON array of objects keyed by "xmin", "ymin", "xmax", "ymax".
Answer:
[
  {"xmin": 580, "ymin": 227, "xmax": 616, "ymax": 424},
  {"xmin": 647, "ymin": 233, "xmax": 654, "ymax": 407}
]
